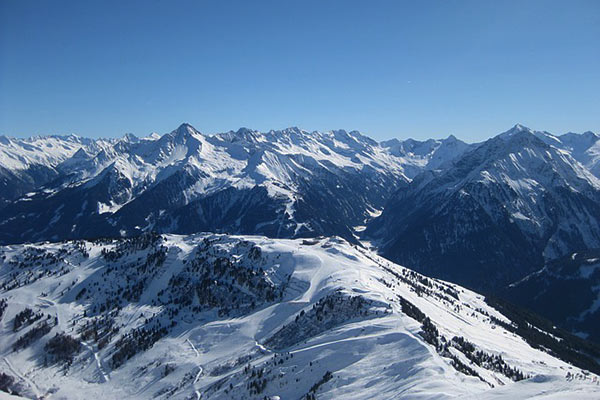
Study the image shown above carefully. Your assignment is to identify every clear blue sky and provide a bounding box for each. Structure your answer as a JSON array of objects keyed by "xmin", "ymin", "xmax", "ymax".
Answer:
[{"xmin": 1, "ymin": 0, "xmax": 599, "ymax": 142}]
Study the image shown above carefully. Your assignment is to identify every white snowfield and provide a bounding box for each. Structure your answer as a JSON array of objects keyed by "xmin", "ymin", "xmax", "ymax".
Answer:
[
  {"xmin": 0, "ymin": 134, "xmax": 116, "ymax": 172},
  {"xmin": 0, "ymin": 234, "xmax": 598, "ymax": 399},
  {"xmin": 0, "ymin": 392, "xmax": 28, "ymax": 400},
  {"xmin": 0, "ymin": 135, "xmax": 87, "ymax": 171}
]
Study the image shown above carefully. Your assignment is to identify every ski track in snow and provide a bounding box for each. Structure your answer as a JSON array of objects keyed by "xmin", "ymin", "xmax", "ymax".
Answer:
[
  {"xmin": 187, "ymin": 338, "xmax": 203, "ymax": 399},
  {"xmin": 4, "ymin": 357, "xmax": 41, "ymax": 398},
  {"xmin": 81, "ymin": 341, "xmax": 110, "ymax": 383}
]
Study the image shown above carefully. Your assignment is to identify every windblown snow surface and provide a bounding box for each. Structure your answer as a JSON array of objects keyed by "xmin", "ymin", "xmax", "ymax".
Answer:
[{"xmin": 0, "ymin": 234, "xmax": 598, "ymax": 399}]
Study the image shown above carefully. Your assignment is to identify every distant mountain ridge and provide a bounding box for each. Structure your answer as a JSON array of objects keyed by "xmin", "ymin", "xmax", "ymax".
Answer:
[
  {"xmin": 0, "ymin": 134, "xmax": 110, "ymax": 206},
  {"xmin": 0, "ymin": 124, "xmax": 471, "ymax": 245},
  {"xmin": 3, "ymin": 122, "xmax": 600, "ymax": 260},
  {"xmin": 367, "ymin": 124, "xmax": 600, "ymax": 290}
]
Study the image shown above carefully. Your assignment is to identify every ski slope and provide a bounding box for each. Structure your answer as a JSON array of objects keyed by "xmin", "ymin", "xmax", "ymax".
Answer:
[{"xmin": 0, "ymin": 234, "xmax": 598, "ymax": 399}]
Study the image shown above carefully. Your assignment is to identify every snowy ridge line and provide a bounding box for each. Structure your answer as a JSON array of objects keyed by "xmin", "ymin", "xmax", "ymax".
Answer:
[
  {"xmin": 2, "ymin": 123, "xmax": 435, "ymax": 244},
  {"xmin": 369, "ymin": 123, "xmax": 600, "ymax": 295},
  {"xmin": 0, "ymin": 232, "xmax": 599, "ymax": 399}
]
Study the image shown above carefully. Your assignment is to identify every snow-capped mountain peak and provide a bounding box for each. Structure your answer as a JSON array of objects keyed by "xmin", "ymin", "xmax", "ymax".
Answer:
[
  {"xmin": 0, "ymin": 124, "xmax": 421, "ymax": 244},
  {"xmin": 499, "ymin": 123, "xmax": 534, "ymax": 136},
  {"xmin": 174, "ymin": 122, "xmax": 202, "ymax": 137},
  {"xmin": 369, "ymin": 124, "xmax": 600, "ymax": 290},
  {"xmin": 122, "ymin": 133, "xmax": 139, "ymax": 143}
]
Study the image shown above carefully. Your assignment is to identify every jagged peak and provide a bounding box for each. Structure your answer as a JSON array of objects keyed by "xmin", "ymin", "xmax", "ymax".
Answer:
[
  {"xmin": 441, "ymin": 134, "xmax": 466, "ymax": 145},
  {"xmin": 560, "ymin": 130, "xmax": 599, "ymax": 140},
  {"xmin": 235, "ymin": 127, "xmax": 255, "ymax": 134},
  {"xmin": 512, "ymin": 123, "xmax": 533, "ymax": 132},
  {"xmin": 122, "ymin": 132, "xmax": 138, "ymax": 143},
  {"xmin": 498, "ymin": 123, "xmax": 535, "ymax": 138},
  {"xmin": 16, "ymin": 133, "xmax": 83, "ymax": 143},
  {"xmin": 70, "ymin": 147, "xmax": 89, "ymax": 158},
  {"xmin": 280, "ymin": 126, "xmax": 306, "ymax": 136},
  {"xmin": 227, "ymin": 127, "xmax": 263, "ymax": 143},
  {"xmin": 145, "ymin": 132, "xmax": 161, "ymax": 140},
  {"xmin": 492, "ymin": 125, "xmax": 556, "ymax": 151},
  {"xmin": 159, "ymin": 123, "xmax": 204, "ymax": 147},
  {"xmin": 486, "ymin": 128, "xmax": 548, "ymax": 155},
  {"xmin": 347, "ymin": 130, "xmax": 378, "ymax": 146},
  {"xmin": 330, "ymin": 128, "xmax": 376, "ymax": 145},
  {"xmin": 173, "ymin": 122, "xmax": 201, "ymax": 137},
  {"xmin": 513, "ymin": 123, "xmax": 529, "ymax": 131},
  {"xmin": 177, "ymin": 122, "xmax": 194, "ymax": 130},
  {"xmin": 379, "ymin": 138, "xmax": 400, "ymax": 147}
]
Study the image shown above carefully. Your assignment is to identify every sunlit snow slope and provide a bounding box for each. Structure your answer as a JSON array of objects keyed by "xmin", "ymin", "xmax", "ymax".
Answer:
[{"xmin": 0, "ymin": 234, "xmax": 598, "ymax": 399}]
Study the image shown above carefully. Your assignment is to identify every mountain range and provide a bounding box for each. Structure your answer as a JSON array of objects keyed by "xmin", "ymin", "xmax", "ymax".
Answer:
[
  {"xmin": 368, "ymin": 124, "xmax": 600, "ymax": 290},
  {"xmin": 2, "ymin": 123, "xmax": 600, "ymax": 398},
  {"xmin": 0, "ymin": 124, "xmax": 473, "ymax": 245}
]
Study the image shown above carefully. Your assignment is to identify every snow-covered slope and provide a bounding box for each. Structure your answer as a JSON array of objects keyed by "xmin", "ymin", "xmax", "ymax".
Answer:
[
  {"xmin": 0, "ymin": 233, "xmax": 598, "ymax": 399},
  {"xmin": 380, "ymin": 134, "xmax": 473, "ymax": 179},
  {"xmin": 367, "ymin": 124, "xmax": 600, "ymax": 291},
  {"xmin": 554, "ymin": 131, "xmax": 600, "ymax": 177},
  {"xmin": 0, "ymin": 135, "xmax": 109, "ymax": 205},
  {"xmin": 529, "ymin": 128, "xmax": 600, "ymax": 177},
  {"xmin": 0, "ymin": 135, "xmax": 96, "ymax": 171}
]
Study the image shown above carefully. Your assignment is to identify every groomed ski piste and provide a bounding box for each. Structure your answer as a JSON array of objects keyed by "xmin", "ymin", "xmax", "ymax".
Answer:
[{"xmin": 0, "ymin": 233, "xmax": 598, "ymax": 399}]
